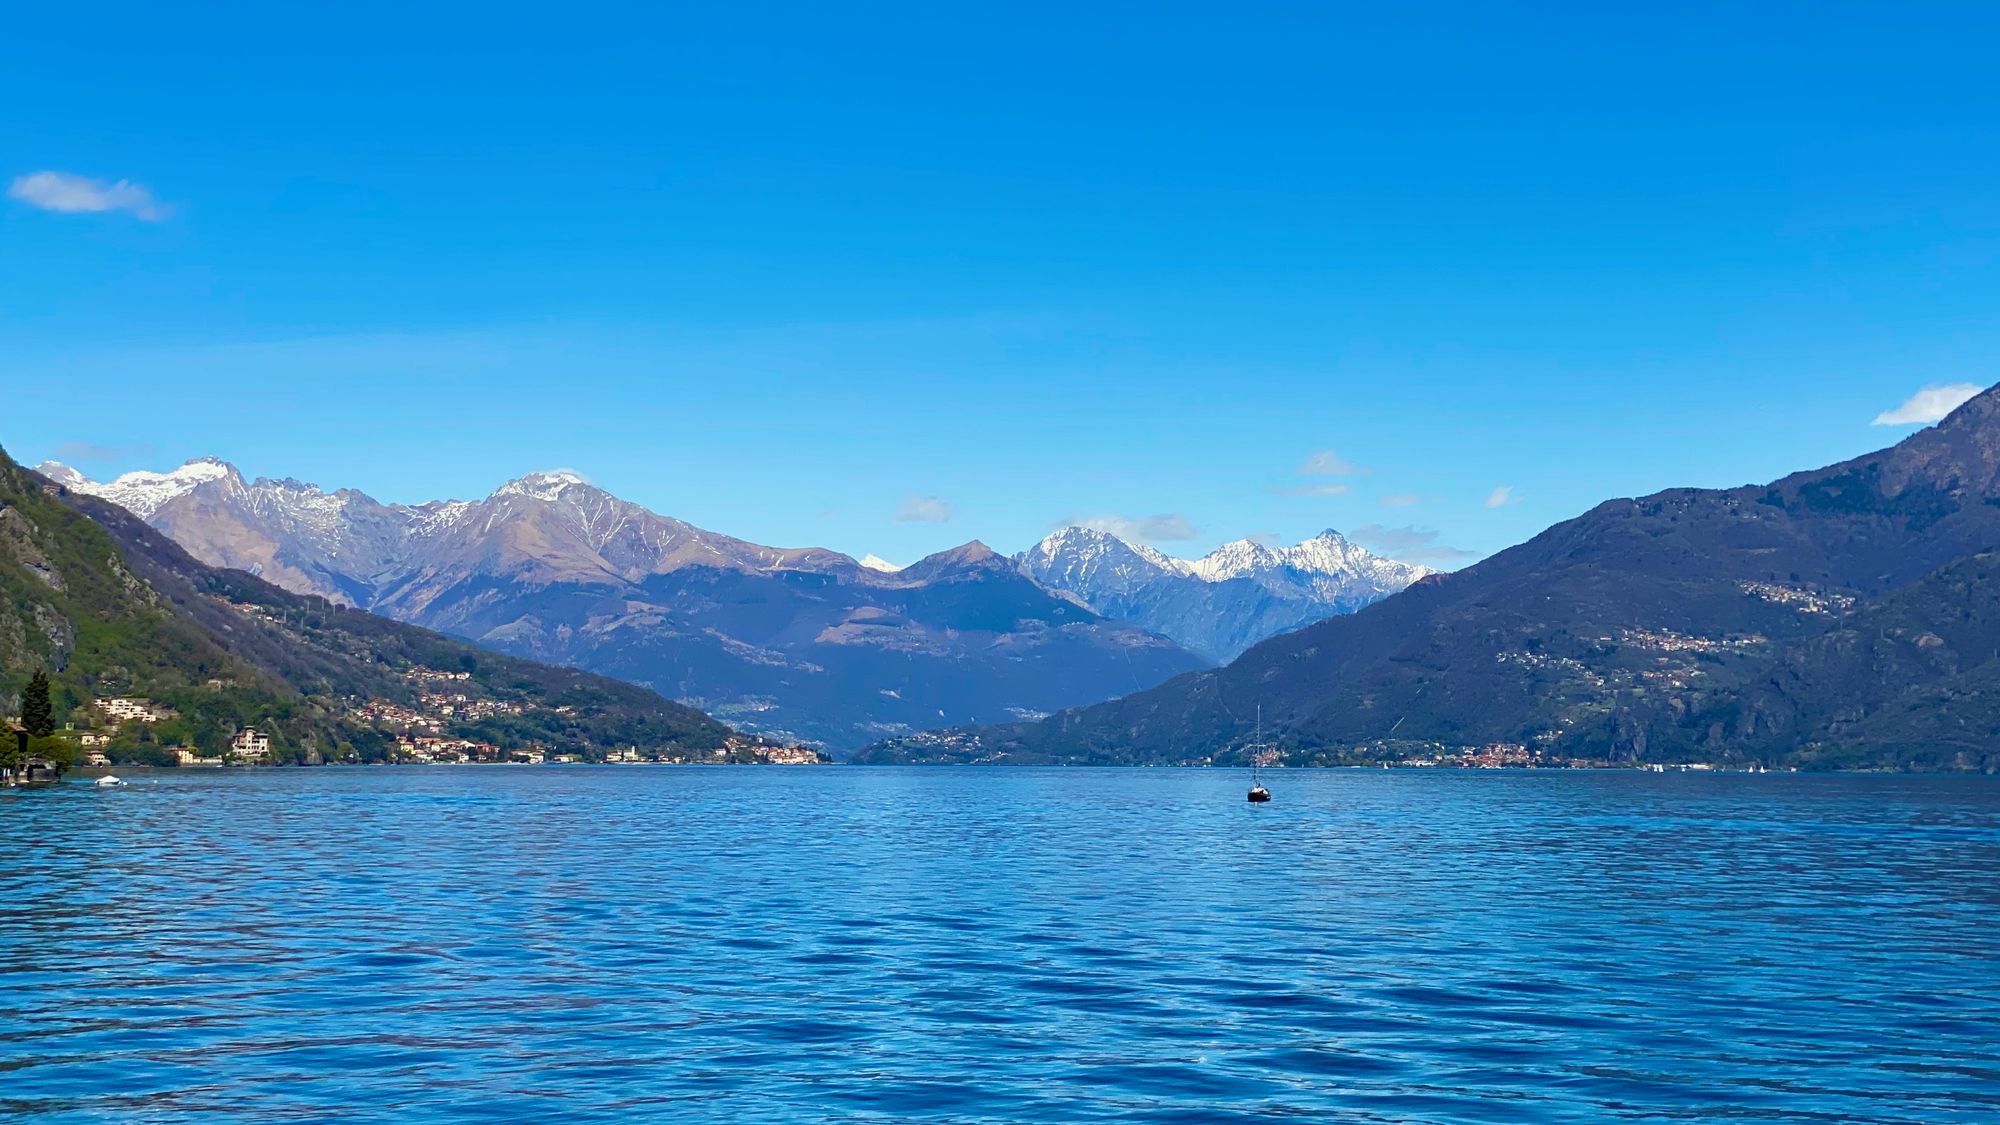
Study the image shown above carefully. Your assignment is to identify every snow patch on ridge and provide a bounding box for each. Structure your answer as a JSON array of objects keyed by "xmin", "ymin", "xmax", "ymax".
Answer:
[
  {"xmin": 1018, "ymin": 524, "xmax": 1438, "ymax": 660},
  {"xmin": 47, "ymin": 457, "xmax": 240, "ymax": 519},
  {"xmin": 492, "ymin": 469, "xmax": 592, "ymax": 502}
]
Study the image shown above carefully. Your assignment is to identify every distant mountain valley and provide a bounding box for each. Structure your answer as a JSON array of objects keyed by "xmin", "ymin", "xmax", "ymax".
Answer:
[
  {"xmin": 862, "ymin": 382, "xmax": 2000, "ymax": 772},
  {"xmin": 50, "ymin": 460, "xmax": 1348, "ymax": 750},
  {"xmin": 1017, "ymin": 526, "xmax": 1431, "ymax": 661},
  {"xmin": 43, "ymin": 459, "xmax": 1432, "ymax": 751}
]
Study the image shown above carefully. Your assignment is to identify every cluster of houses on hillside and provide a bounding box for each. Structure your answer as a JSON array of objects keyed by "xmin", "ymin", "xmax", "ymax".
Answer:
[
  {"xmin": 354, "ymin": 692, "xmax": 525, "ymax": 731},
  {"xmin": 392, "ymin": 735, "xmax": 509, "ymax": 764},
  {"xmin": 1738, "ymin": 581, "xmax": 1857, "ymax": 616},
  {"xmin": 40, "ymin": 665, "xmax": 825, "ymax": 771},
  {"xmin": 1618, "ymin": 627, "xmax": 1766, "ymax": 655},
  {"xmin": 362, "ymin": 668, "xmax": 825, "ymax": 766},
  {"xmin": 99, "ymin": 697, "xmax": 170, "ymax": 723}
]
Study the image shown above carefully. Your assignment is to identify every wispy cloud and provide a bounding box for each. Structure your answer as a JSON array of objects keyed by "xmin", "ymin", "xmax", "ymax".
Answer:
[
  {"xmin": 1298, "ymin": 449, "xmax": 1370, "ymax": 476},
  {"xmin": 1351, "ymin": 523, "xmax": 1478, "ymax": 566},
  {"xmin": 1871, "ymin": 383, "xmax": 1983, "ymax": 426},
  {"xmin": 54, "ymin": 439, "xmax": 155, "ymax": 463},
  {"xmin": 1484, "ymin": 486, "xmax": 1519, "ymax": 509},
  {"xmin": 1279, "ymin": 482, "xmax": 1351, "ymax": 498},
  {"xmin": 895, "ymin": 493, "xmax": 955, "ymax": 523},
  {"xmin": 9, "ymin": 170, "xmax": 166, "ymax": 220},
  {"xmin": 1380, "ymin": 493, "xmax": 1420, "ymax": 508},
  {"xmin": 1063, "ymin": 514, "xmax": 1199, "ymax": 543}
]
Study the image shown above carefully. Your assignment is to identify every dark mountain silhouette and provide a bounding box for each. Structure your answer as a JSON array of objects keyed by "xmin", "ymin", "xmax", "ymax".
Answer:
[{"xmin": 862, "ymin": 385, "xmax": 2000, "ymax": 771}]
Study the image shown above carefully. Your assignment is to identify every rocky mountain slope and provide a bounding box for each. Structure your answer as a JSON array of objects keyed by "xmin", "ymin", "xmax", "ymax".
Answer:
[
  {"xmin": 863, "ymin": 384, "xmax": 2000, "ymax": 771},
  {"xmin": 47, "ymin": 461, "xmax": 1206, "ymax": 751},
  {"xmin": 2, "ymin": 448, "xmax": 752, "ymax": 765},
  {"xmin": 1017, "ymin": 527, "xmax": 1432, "ymax": 660}
]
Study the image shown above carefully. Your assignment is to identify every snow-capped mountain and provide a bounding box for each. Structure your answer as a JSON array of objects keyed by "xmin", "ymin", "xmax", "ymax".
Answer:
[
  {"xmin": 55, "ymin": 457, "xmax": 239, "ymax": 519},
  {"xmin": 40, "ymin": 458, "xmax": 1204, "ymax": 750},
  {"xmin": 1017, "ymin": 526, "xmax": 1433, "ymax": 660}
]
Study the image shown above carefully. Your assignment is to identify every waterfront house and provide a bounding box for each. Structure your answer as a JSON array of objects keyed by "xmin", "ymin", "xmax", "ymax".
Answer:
[{"xmin": 230, "ymin": 728, "xmax": 273, "ymax": 763}]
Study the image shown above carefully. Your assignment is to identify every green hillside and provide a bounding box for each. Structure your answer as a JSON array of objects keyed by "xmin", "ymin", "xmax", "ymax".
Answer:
[{"xmin": 1, "ymin": 447, "xmax": 744, "ymax": 765}]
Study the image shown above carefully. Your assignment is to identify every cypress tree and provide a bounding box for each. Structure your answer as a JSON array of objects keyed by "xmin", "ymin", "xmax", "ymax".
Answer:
[{"xmin": 22, "ymin": 669, "xmax": 54, "ymax": 738}]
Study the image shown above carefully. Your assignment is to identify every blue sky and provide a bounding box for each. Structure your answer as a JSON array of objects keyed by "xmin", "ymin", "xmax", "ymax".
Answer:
[{"xmin": 5, "ymin": 3, "xmax": 1997, "ymax": 566}]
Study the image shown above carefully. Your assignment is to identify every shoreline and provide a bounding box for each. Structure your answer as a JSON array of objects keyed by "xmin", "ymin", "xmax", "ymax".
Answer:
[{"xmin": 62, "ymin": 762, "xmax": 1986, "ymax": 778}]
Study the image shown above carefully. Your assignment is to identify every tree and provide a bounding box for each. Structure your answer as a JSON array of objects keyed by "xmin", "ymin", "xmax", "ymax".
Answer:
[{"xmin": 21, "ymin": 669, "xmax": 54, "ymax": 738}]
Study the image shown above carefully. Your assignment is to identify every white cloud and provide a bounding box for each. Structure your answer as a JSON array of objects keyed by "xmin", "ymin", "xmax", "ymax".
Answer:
[
  {"xmin": 1351, "ymin": 523, "xmax": 1477, "ymax": 566},
  {"xmin": 895, "ymin": 493, "xmax": 954, "ymax": 523},
  {"xmin": 1484, "ymin": 486, "xmax": 1518, "ymax": 509},
  {"xmin": 1298, "ymin": 449, "xmax": 1370, "ymax": 476},
  {"xmin": 1871, "ymin": 383, "xmax": 1983, "ymax": 426},
  {"xmin": 9, "ymin": 170, "xmax": 166, "ymax": 220},
  {"xmin": 1380, "ymin": 493, "xmax": 1420, "ymax": 508},
  {"xmin": 1064, "ymin": 513, "xmax": 1199, "ymax": 543},
  {"xmin": 1279, "ymin": 482, "xmax": 1351, "ymax": 498}
]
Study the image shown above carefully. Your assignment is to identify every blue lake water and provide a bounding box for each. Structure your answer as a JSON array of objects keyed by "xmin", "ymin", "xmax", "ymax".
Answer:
[{"xmin": 4, "ymin": 767, "xmax": 1999, "ymax": 1123}]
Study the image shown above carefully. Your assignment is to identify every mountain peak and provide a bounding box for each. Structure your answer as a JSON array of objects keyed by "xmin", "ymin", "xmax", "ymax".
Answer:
[
  {"xmin": 1045, "ymin": 524, "xmax": 1117, "ymax": 544},
  {"xmin": 53, "ymin": 457, "xmax": 243, "ymax": 519},
  {"xmin": 858, "ymin": 554, "xmax": 903, "ymax": 573},
  {"xmin": 34, "ymin": 461, "xmax": 89, "ymax": 487},
  {"xmin": 896, "ymin": 539, "xmax": 1009, "ymax": 582},
  {"xmin": 492, "ymin": 469, "xmax": 595, "ymax": 502},
  {"xmin": 1019, "ymin": 523, "xmax": 1437, "ymax": 660}
]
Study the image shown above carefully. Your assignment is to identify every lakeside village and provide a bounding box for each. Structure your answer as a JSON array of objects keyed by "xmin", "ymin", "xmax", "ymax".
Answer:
[{"xmin": 7, "ymin": 664, "xmax": 822, "ymax": 779}]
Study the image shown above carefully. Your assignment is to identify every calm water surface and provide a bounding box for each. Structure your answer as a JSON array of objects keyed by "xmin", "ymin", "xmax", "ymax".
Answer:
[{"xmin": 3, "ymin": 767, "xmax": 1998, "ymax": 1123}]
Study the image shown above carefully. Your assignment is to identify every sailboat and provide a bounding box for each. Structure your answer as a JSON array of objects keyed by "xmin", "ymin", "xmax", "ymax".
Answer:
[{"xmin": 1247, "ymin": 706, "xmax": 1272, "ymax": 803}]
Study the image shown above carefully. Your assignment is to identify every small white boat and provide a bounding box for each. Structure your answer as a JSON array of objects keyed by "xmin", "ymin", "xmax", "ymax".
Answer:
[{"xmin": 94, "ymin": 775, "xmax": 126, "ymax": 788}]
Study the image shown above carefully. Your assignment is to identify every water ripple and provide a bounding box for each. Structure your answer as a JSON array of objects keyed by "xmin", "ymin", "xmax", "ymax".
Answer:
[{"xmin": 3, "ymin": 768, "xmax": 1998, "ymax": 1123}]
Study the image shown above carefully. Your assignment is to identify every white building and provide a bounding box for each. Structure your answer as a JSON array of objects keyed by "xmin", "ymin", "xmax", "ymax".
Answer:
[
  {"xmin": 100, "ymin": 697, "xmax": 164, "ymax": 723},
  {"xmin": 230, "ymin": 728, "xmax": 272, "ymax": 762}
]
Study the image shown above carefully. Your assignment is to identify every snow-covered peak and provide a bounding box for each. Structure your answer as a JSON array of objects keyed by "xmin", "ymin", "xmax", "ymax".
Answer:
[
  {"xmin": 1022, "ymin": 525, "xmax": 1190, "ymax": 577},
  {"xmin": 1031, "ymin": 524, "xmax": 1430, "ymax": 585},
  {"xmin": 859, "ymin": 554, "xmax": 903, "ymax": 573},
  {"xmin": 1017, "ymin": 524, "xmax": 1436, "ymax": 661},
  {"xmin": 411, "ymin": 499, "xmax": 475, "ymax": 535},
  {"xmin": 34, "ymin": 462, "xmax": 90, "ymax": 487},
  {"xmin": 492, "ymin": 469, "xmax": 594, "ymax": 502},
  {"xmin": 56, "ymin": 457, "xmax": 242, "ymax": 518},
  {"xmin": 1186, "ymin": 538, "xmax": 1281, "ymax": 581}
]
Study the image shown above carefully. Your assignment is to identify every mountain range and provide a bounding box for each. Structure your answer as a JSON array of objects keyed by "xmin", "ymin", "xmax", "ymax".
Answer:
[
  {"xmin": 1016, "ymin": 526, "xmax": 1431, "ymax": 661},
  {"xmin": 42, "ymin": 460, "xmax": 1225, "ymax": 750},
  {"xmin": 861, "ymin": 383, "xmax": 2000, "ymax": 772},
  {"xmin": 1, "ymin": 446, "xmax": 759, "ymax": 765}
]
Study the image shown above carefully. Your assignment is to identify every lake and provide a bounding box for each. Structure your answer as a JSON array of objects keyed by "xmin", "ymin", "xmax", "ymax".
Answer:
[{"xmin": 3, "ymin": 767, "xmax": 1998, "ymax": 1123}]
